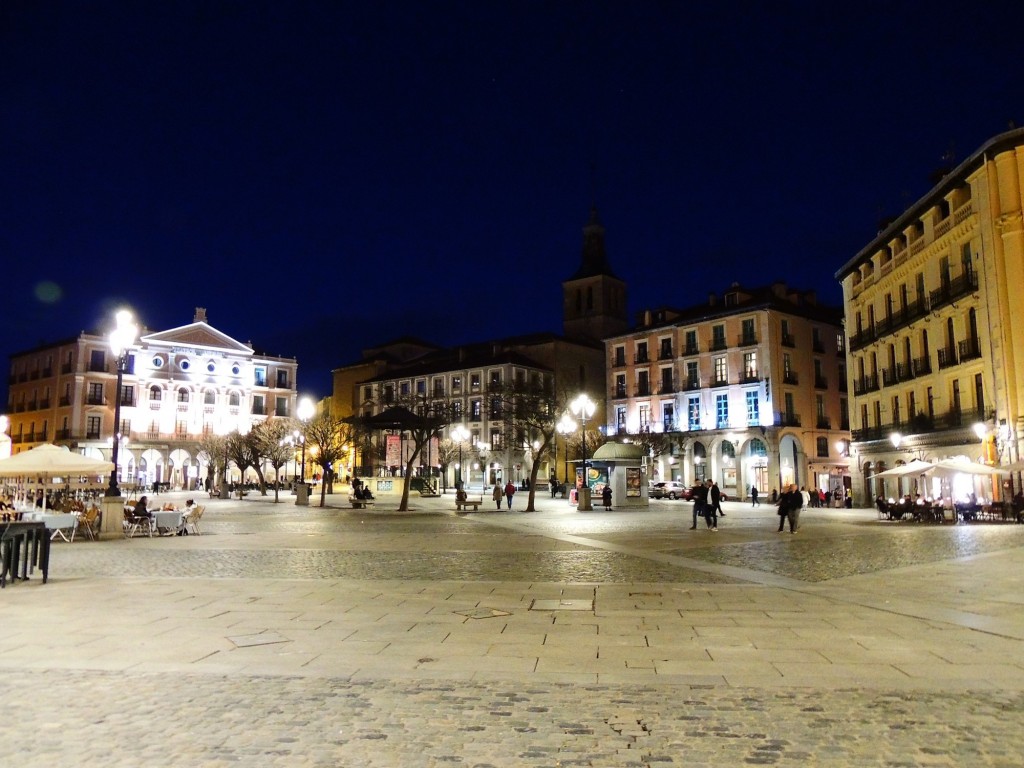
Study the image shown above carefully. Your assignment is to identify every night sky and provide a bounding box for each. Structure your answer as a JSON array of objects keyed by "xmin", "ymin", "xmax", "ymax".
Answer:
[{"xmin": 2, "ymin": 1, "xmax": 1021, "ymax": 405}]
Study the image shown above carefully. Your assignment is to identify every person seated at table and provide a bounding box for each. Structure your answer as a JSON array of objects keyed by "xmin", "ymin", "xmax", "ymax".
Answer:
[{"xmin": 132, "ymin": 495, "xmax": 151, "ymax": 518}]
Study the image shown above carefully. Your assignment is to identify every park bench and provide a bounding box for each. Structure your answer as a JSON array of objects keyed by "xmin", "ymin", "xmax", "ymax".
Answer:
[
  {"xmin": 349, "ymin": 496, "xmax": 375, "ymax": 509},
  {"xmin": 455, "ymin": 497, "xmax": 483, "ymax": 512}
]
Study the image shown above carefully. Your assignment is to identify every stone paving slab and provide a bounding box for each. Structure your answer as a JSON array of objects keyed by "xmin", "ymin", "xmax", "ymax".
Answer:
[{"xmin": 4, "ymin": 493, "xmax": 1024, "ymax": 764}]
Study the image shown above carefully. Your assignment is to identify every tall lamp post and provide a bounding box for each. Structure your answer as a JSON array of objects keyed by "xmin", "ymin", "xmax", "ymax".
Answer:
[
  {"xmin": 557, "ymin": 414, "xmax": 576, "ymax": 488},
  {"xmin": 570, "ymin": 393, "xmax": 596, "ymax": 511},
  {"xmin": 297, "ymin": 397, "xmax": 315, "ymax": 481},
  {"xmin": 105, "ymin": 310, "xmax": 138, "ymax": 498},
  {"xmin": 451, "ymin": 424, "xmax": 469, "ymax": 490}
]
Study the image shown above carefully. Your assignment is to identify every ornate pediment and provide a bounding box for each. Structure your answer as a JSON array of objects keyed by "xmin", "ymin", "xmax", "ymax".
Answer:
[{"xmin": 141, "ymin": 322, "xmax": 253, "ymax": 354}]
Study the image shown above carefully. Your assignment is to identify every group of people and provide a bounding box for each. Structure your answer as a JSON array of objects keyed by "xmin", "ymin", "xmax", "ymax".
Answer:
[
  {"xmin": 690, "ymin": 479, "xmax": 724, "ymax": 531},
  {"xmin": 351, "ymin": 478, "xmax": 375, "ymax": 500}
]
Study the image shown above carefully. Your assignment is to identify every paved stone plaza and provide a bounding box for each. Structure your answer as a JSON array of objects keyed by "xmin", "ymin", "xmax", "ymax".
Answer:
[{"xmin": 3, "ymin": 491, "xmax": 1024, "ymax": 766}]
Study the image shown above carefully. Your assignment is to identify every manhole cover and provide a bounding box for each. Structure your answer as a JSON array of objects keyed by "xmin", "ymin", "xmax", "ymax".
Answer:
[
  {"xmin": 530, "ymin": 599, "xmax": 594, "ymax": 611},
  {"xmin": 454, "ymin": 608, "xmax": 512, "ymax": 619}
]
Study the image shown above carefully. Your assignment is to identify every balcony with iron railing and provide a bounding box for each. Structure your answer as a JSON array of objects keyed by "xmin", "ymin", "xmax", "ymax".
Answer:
[
  {"xmin": 895, "ymin": 362, "xmax": 913, "ymax": 382},
  {"xmin": 61, "ymin": 362, "xmax": 73, "ymax": 374},
  {"xmin": 613, "ymin": 385, "xmax": 628, "ymax": 399},
  {"xmin": 658, "ymin": 346, "xmax": 674, "ymax": 360},
  {"xmin": 882, "ymin": 368, "xmax": 899, "ymax": 388},
  {"xmin": 27, "ymin": 400, "xmax": 37, "ymax": 411},
  {"xmin": 658, "ymin": 380, "xmax": 677, "ymax": 395},
  {"xmin": 611, "ymin": 355, "xmax": 627, "ymax": 368},
  {"xmin": 937, "ymin": 346, "xmax": 958, "ymax": 370},
  {"xmin": 814, "ymin": 376, "xmax": 828, "ymax": 389},
  {"xmin": 853, "ymin": 374, "xmax": 879, "ymax": 396},
  {"xmin": 782, "ymin": 372, "xmax": 799, "ymax": 385},
  {"xmin": 737, "ymin": 333, "xmax": 758, "ymax": 347},
  {"xmin": 39, "ymin": 398, "xmax": 50, "ymax": 409},
  {"xmin": 929, "ymin": 271, "xmax": 978, "ymax": 313},
  {"xmin": 812, "ymin": 340, "xmax": 825, "ymax": 353},
  {"xmin": 55, "ymin": 428, "xmax": 72, "ymax": 441},
  {"xmin": 913, "ymin": 356, "xmax": 932, "ymax": 377},
  {"xmin": 711, "ymin": 376, "xmax": 729, "ymax": 387},
  {"xmin": 85, "ymin": 394, "xmax": 105, "ymax": 406},
  {"xmin": 635, "ymin": 385, "xmax": 651, "ymax": 397},
  {"xmin": 85, "ymin": 430, "xmax": 101, "ymax": 440},
  {"xmin": 88, "ymin": 362, "xmax": 108, "ymax": 373},
  {"xmin": 59, "ymin": 396, "xmax": 71, "ymax": 407},
  {"xmin": 958, "ymin": 337, "xmax": 982, "ymax": 363},
  {"xmin": 634, "ymin": 352, "xmax": 650, "ymax": 364},
  {"xmin": 683, "ymin": 378, "xmax": 702, "ymax": 391},
  {"xmin": 739, "ymin": 371, "xmax": 760, "ymax": 384},
  {"xmin": 682, "ymin": 343, "xmax": 699, "ymax": 356},
  {"xmin": 816, "ymin": 416, "xmax": 831, "ymax": 429},
  {"xmin": 781, "ymin": 332, "xmax": 795, "ymax": 348},
  {"xmin": 709, "ymin": 337, "xmax": 728, "ymax": 352},
  {"xmin": 776, "ymin": 411, "xmax": 801, "ymax": 427}
]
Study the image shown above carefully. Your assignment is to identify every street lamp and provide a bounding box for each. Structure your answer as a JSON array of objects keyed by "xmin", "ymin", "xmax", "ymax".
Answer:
[
  {"xmin": 105, "ymin": 309, "xmax": 138, "ymax": 497},
  {"xmin": 570, "ymin": 393, "xmax": 596, "ymax": 511},
  {"xmin": 451, "ymin": 424, "xmax": 469, "ymax": 490},
  {"xmin": 297, "ymin": 397, "xmax": 315, "ymax": 482},
  {"xmin": 557, "ymin": 414, "xmax": 576, "ymax": 484}
]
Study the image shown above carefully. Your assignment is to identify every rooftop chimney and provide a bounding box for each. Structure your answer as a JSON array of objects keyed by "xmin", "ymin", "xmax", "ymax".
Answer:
[{"xmin": 194, "ymin": 307, "xmax": 207, "ymax": 323}]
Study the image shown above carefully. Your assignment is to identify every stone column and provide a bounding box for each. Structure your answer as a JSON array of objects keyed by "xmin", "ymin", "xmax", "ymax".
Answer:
[{"xmin": 99, "ymin": 496, "xmax": 126, "ymax": 540}]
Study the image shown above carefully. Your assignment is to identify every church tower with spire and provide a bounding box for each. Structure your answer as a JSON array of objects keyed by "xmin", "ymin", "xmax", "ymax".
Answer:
[{"xmin": 562, "ymin": 207, "xmax": 629, "ymax": 342}]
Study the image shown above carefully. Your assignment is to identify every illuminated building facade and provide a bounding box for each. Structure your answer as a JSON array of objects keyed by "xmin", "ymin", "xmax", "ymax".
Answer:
[
  {"xmin": 605, "ymin": 283, "xmax": 849, "ymax": 500},
  {"xmin": 836, "ymin": 127, "xmax": 1024, "ymax": 504},
  {"xmin": 5, "ymin": 308, "xmax": 298, "ymax": 489}
]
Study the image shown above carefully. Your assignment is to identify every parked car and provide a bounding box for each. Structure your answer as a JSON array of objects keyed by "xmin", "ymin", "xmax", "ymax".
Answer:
[{"xmin": 649, "ymin": 481, "xmax": 687, "ymax": 500}]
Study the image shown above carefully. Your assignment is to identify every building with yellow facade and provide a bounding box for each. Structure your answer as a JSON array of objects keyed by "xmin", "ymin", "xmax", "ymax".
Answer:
[
  {"xmin": 836, "ymin": 127, "xmax": 1024, "ymax": 504},
  {"xmin": 605, "ymin": 283, "xmax": 849, "ymax": 501}
]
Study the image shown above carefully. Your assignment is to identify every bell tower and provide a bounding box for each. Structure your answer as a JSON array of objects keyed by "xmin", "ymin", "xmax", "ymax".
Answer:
[{"xmin": 562, "ymin": 207, "xmax": 629, "ymax": 341}]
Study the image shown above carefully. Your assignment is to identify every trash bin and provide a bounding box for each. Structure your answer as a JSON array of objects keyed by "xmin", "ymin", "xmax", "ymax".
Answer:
[{"xmin": 295, "ymin": 483, "xmax": 310, "ymax": 506}]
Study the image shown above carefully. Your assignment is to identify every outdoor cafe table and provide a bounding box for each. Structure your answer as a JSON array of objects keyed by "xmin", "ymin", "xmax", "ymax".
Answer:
[
  {"xmin": 152, "ymin": 510, "xmax": 184, "ymax": 535},
  {"xmin": 1, "ymin": 521, "xmax": 50, "ymax": 588}
]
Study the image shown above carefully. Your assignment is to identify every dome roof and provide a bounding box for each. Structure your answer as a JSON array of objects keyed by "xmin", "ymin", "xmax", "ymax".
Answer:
[{"xmin": 591, "ymin": 442, "xmax": 645, "ymax": 461}]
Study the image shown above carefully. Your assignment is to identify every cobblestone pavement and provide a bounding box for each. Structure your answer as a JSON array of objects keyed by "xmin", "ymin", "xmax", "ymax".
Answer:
[{"xmin": 3, "ymin": 492, "xmax": 1024, "ymax": 766}]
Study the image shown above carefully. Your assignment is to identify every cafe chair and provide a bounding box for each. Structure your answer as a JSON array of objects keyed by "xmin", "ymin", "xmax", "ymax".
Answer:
[
  {"xmin": 76, "ymin": 506, "xmax": 100, "ymax": 541},
  {"xmin": 184, "ymin": 505, "xmax": 205, "ymax": 536}
]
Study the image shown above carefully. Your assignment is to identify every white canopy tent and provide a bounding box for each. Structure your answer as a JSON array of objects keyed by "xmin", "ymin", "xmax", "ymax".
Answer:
[{"xmin": 0, "ymin": 444, "xmax": 113, "ymax": 510}]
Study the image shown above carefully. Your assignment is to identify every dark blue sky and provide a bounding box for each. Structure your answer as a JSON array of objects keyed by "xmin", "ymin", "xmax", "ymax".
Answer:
[{"xmin": 2, "ymin": 1, "xmax": 1021, "ymax": 403}]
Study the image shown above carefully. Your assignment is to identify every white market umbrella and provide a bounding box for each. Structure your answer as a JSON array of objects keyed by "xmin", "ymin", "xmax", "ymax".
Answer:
[
  {"xmin": 0, "ymin": 444, "xmax": 113, "ymax": 510},
  {"xmin": 871, "ymin": 459, "xmax": 935, "ymax": 478},
  {"xmin": 929, "ymin": 457, "xmax": 1009, "ymax": 477}
]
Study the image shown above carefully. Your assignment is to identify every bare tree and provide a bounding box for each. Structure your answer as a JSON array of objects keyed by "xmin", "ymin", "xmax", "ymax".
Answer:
[
  {"xmin": 355, "ymin": 395, "xmax": 454, "ymax": 511},
  {"xmin": 196, "ymin": 433, "xmax": 229, "ymax": 493},
  {"xmin": 435, "ymin": 437, "xmax": 459, "ymax": 492},
  {"xmin": 491, "ymin": 378, "xmax": 591, "ymax": 512},
  {"xmin": 225, "ymin": 431, "xmax": 256, "ymax": 495},
  {"xmin": 304, "ymin": 411, "xmax": 349, "ymax": 507},
  {"xmin": 251, "ymin": 418, "xmax": 298, "ymax": 502}
]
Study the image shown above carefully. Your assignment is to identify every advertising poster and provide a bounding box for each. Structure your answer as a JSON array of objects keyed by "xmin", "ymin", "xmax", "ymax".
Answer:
[{"xmin": 626, "ymin": 467, "xmax": 642, "ymax": 497}]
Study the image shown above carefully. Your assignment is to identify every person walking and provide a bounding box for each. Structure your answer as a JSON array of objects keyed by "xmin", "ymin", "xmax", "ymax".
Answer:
[
  {"xmin": 751, "ymin": 485, "xmax": 759, "ymax": 507},
  {"xmin": 690, "ymin": 481, "xmax": 708, "ymax": 529},
  {"xmin": 776, "ymin": 486, "xmax": 791, "ymax": 532},
  {"xmin": 708, "ymin": 481, "xmax": 721, "ymax": 530},
  {"xmin": 504, "ymin": 480, "xmax": 516, "ymax": 510},
  {"xmin": 492, "ymin": 482, "xmax": 503, "ymax": 510},
  {"xmin": 601, "ymin": 484, "xmax": 612, "ymax": 510}
]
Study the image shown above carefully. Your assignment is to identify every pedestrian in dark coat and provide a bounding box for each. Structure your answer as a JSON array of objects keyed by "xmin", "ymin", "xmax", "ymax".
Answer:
[
  {"xmin": 504, "ymin": 480, "xmax": 516, "ymax": 510},
  {"xmin": 601, "ymin": 485, "xmax": 612, "ymax": 510},
  {"xmin": 751, "ymin": 485, "xmax": 759, "ymax": 506},
  {"xmin": 691, "ymin": 481, "xmax": 708, "ymax": 529},
  {"xmin": 707, "ymin": 481, "xmax": 721, "ymax": 530}
]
